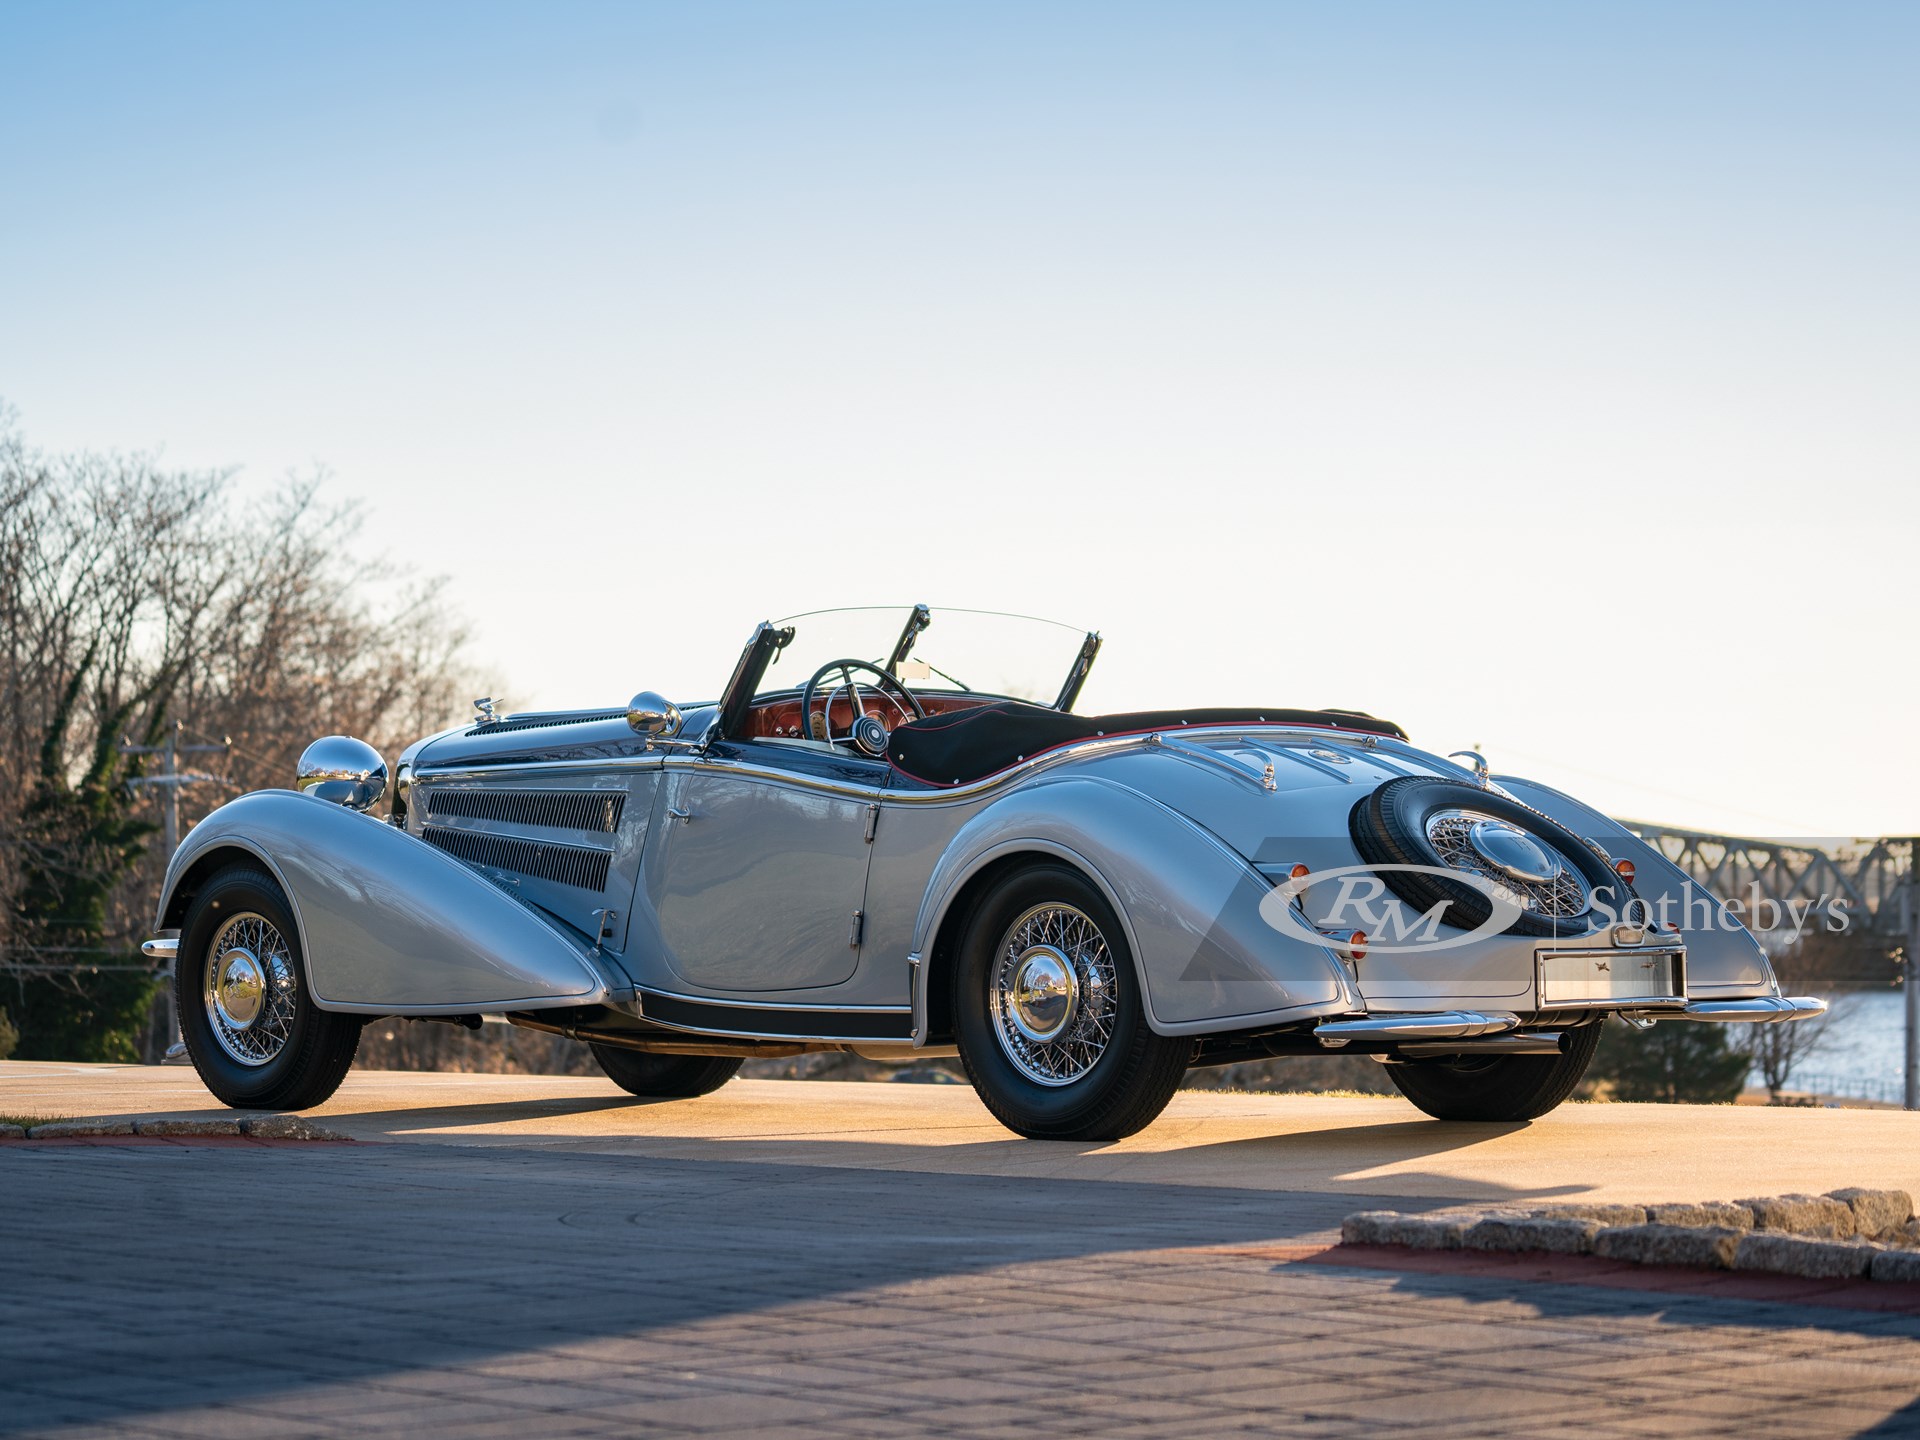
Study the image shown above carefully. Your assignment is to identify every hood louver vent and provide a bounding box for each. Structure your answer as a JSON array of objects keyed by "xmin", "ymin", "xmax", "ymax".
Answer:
[
  {"xmin": 422, "ymin": 826, "xmax": 612, "ymax": 892},
  {"xmin": 464, "ymin": 708, "xmax": 627, "ymax": 738},
  {"xmin": 423, "ymin": 789, "xmax": 624, "ymax": 833}
]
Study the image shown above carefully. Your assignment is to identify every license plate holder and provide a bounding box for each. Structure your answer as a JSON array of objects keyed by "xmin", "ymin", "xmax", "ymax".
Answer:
[{"xmin": 1535, "ymin": 947, "xmax": 1685, "ymax": 1010}]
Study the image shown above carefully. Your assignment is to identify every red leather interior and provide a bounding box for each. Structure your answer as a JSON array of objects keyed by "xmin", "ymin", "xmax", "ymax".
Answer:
[{"xmin": 742, "ymin": 691, "xmax": 980, "ymax": 740}]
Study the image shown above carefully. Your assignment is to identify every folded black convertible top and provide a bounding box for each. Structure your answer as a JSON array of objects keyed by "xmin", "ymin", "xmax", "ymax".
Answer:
[{"xmin": 886, "ymin": 701, "xmax": 1406, "ymax": 788}]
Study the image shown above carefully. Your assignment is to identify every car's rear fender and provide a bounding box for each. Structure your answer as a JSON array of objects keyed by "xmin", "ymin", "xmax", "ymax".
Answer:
[{"xmin": 910, "ymin": 776, "xmax": 1359, "ymax": 1039}]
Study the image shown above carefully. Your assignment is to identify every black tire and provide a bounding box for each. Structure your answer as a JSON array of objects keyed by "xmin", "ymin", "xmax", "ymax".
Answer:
[
  {"xmin": 590, "ymin": 1045, "xmax": 743, "ymax": 1098},
  {"xmin": 952, "ymin": 863, "xmax": 1189, "ymax": 1141},
  {"xmin": 1349, "ymin": 777, "xmax": 1626, "ymax": 939},
  {"xmin": 1386, "ymin": 1023, "xmax": 1602, "ymax": 1122},
  {"xmin": 176, "ymin": 865, "xmax": 361, "ymax": 1110}
]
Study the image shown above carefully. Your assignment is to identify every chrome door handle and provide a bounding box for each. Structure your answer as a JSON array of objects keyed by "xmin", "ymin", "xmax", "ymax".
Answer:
[{"xmin": 667, "ymin": 805, "xmax": 693, "ymax": 823}]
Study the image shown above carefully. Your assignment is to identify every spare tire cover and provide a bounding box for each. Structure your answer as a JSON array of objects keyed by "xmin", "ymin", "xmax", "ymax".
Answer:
[{"xmin": 1348, "ymin": 776, "xmax": 1624, "ymax": 939}]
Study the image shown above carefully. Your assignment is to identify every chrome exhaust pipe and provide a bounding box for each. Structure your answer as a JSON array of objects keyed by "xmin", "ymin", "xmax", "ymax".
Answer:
[{"xmin": 1395, "ymin": 1032, "xmax": 1566, "ymax": 1059}]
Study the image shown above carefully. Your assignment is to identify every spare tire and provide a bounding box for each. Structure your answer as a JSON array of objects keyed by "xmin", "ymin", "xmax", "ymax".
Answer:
[{"xmin": 1348, "ymin": 776, "xmax": 1621, "ymax": 939}]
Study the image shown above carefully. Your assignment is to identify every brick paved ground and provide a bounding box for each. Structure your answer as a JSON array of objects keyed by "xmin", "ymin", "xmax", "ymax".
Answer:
[{"xmin": 6, "ymin": 1139, "xmax": 1920, "ymax": 1439}]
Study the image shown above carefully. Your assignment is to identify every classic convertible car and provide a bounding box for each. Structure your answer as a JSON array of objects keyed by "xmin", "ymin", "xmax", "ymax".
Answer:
[{"xmin": 146, "ymin": 605, "xmax": 1823, "ymax": 1138}]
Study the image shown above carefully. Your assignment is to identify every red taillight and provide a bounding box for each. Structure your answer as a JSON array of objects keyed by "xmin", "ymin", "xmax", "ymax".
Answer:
[
  {"xmin": 1347, "ymin": 930, "xmax": 1367, "ymax": 961},
  {"xmin": 1290, "ymin": 863, "xmax": 1310, "ymax": 881},
  {"xmin": 1614, "ymin": 858, "xmax": 1636, "ymax": 884}
]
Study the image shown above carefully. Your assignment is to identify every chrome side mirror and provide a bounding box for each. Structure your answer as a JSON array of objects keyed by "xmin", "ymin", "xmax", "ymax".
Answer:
[
  {"xmin": 626, "ymin": 691, "xmax": 682, "ymax": 741},
  {"xmin": 297, "ymin": 736, "xmax": 389, "ymax": 812}
]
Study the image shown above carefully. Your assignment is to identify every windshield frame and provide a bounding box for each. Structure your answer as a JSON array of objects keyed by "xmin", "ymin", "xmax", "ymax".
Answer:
[{"xmin": 715, "ymin": 604, "xmax": 1100, "ymax": 739}]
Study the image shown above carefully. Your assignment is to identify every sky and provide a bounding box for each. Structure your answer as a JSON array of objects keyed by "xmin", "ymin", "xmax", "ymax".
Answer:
[{"xmin": 2, "ymin": 1, "xmax": 1915, "ymax": 838}]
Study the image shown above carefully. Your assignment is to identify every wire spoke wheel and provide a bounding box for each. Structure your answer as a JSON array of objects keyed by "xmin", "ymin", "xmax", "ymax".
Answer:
[
  {"xmin": 201, "ymin": 911, "xmax": 298, "ymax": 1067},
  {"xmin": 178, "ymin": 866, "xmax": 360, "ymax": 1110},
  {"xmin": 988, "ymin": 902, "xmax": 1117, "ymax": 1086},
  {"xmin": 954, "ymin": 864, "xmax": 1188, "ymax": 1140}
]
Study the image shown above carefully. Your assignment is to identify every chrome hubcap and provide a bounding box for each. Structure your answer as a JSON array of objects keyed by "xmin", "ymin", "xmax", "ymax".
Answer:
[
  {"xmin": 989, "ymin": 903, "xmax": 1116, "ymax": 1087},
  {"xmin": 1007, "ymin": 947, "xmax": 1078, "ymax": 1043},
  {"xmin": 202, "ymin": 912, "xmax": 297, "ymax": 1067},
  {"xmin": 1425, "ymin": 808, "xmax": 1591, "ymax": 918},
  {"xmin": 1466, "ymin": 820, "xmax": 1560, "ymax": 883},
  {"xmin": 213, "ymin": 951, "xmax": 266, "ymax": 1029}
]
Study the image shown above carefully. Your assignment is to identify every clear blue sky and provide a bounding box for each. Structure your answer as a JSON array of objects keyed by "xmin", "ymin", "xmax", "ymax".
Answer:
[{"xmin": 3, "ymin": 2, "xmax": 1916, "ymax": 835}]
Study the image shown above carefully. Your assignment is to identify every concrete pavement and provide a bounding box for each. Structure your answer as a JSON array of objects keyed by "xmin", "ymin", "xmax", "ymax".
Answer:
[
  {"xmin": 6, "ymin": 1062, "xmax": 1920, "ymax": 1437},
  {"xmin": 7, "ymin": 1060, "xmax": 1920, "ymax": 1204}
]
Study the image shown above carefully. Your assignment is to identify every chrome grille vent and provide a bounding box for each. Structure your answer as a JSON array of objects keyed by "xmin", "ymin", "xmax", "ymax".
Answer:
[
  {"xmin": 464, "ymin": 708, "xmax": 627, "ymax": 738},
  {"xmin": 422, "ymin": 826, "xmax": 611, "ymax": 892},
  {"xmin": 423, "ymin": 789, "xmax": 624, "ymax": 833}
]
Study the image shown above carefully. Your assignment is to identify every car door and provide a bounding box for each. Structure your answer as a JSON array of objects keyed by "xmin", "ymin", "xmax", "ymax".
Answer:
[{"xmin": 641, "ymin": 757, "xmax": 878, "ymax": 993}]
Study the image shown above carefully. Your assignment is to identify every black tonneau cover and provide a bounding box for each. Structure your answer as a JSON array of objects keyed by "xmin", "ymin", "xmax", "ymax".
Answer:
[{"xmin": 886, "ymin": 701, "xmax": 1406, "ymax": 787}]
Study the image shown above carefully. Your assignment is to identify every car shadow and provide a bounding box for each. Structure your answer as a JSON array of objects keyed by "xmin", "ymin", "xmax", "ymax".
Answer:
[{"xmin": 294, "ymin": 1099, "xmax": 1584, "ymax": 1200}]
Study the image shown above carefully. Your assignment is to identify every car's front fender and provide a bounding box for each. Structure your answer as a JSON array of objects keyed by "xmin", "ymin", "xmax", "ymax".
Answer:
[
  {"xmin": 156, "ymin": 789, "xmax": 629, "ymax": 1013},
  {"xmin": 910, "ymin": 776, "xmax": 1358, "ymax": 1038}
]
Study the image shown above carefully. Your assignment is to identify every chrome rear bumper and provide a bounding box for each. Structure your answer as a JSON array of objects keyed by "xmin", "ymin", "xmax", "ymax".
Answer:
[
  {"xmin": 1314, "ymin": 994, "xmax": 1826, "ymax": 1049},
  {"xmin": 1649, "ymin": 995, "xmax": 1828, "ymax": 1024},
  {"xmin": 1315, "ymin": 1010, "xmax": 1520, "ymax": 1046}
]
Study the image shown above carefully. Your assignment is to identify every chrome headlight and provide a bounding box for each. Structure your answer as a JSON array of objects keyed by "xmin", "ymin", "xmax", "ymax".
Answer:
[{"xmin": 296, "ymin": 736, "xmax": 389, "ymax": 812}]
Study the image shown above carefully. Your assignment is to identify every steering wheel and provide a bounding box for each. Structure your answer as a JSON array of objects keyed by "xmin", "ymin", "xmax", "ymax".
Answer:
[{"xmin": 798, "ymin": 659, "xmax": 925, "ymax": 756}]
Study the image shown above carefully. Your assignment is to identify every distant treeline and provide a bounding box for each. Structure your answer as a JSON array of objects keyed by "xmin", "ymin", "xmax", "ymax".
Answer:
[{"xmin": 0, "ymin": 405, "xmax": 471, "ymax": 1061}]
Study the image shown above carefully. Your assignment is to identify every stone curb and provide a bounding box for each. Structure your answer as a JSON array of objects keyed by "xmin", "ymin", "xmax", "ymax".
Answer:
[
  {"xmin": 1594, "ymin": 1224, "xmax": 1743, "ymax": 1270},
  {"xmin": 1872, "ymin": 1250, "xmax": 1920, "ymax": 1284},
  {"xmin": 238, "ymin": 1114, "xmax": 354, "ymax": 1142},
  {"xmin": 1735, "ymin": 1233, "xmax": 1875, "ymax": 1280},
  {"xmin": 1742, "ymin": 1194, "xmax": 1858, "ymax": 1240},
  {"xmin": 1463, "ymin": 1217, "xmax": 1600, "ymax": 1255},
  {"xmin": 16, "ymin": 1115, "xmax": 353, "ymax": 1142},
  {"xmin": 1342, "ymin": 1187, "xmax": 1918, "ymax": 1283},
  {"xmin": 134, "ymin": 1118, "xmax": 243, "ymax": 1137},
  {"xmin": 1646, "ymin": 1201, "xmax": 1754, "ymax": 1230},
  {"xmin": 27, "ymin": 1120, "xmax": 135, "ymax": 1138}
]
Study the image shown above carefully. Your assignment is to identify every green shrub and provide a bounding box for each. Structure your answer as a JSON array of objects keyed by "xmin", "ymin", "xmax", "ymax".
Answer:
[{"xmin": 1589, "ymin": 1016, "xmax": 1749, "ymax": 1104}]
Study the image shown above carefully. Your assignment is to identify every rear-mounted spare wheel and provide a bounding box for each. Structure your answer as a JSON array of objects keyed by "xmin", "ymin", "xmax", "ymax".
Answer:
[{"xmin": 1348, "ymin": 776, "xmax": 1621, "ymax": 939}]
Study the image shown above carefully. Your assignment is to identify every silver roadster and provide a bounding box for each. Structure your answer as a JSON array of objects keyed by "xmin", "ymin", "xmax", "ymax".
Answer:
[{"xmin": 147, "ymin": 605, "xmax": 1823, "ymax": 1138}]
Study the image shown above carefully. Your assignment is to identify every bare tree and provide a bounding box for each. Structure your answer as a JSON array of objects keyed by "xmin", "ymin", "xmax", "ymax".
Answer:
[
  {"xmin": 1744, "ymin": 928, "xmax": 1891, "ymax": 1102},
  {"xmin": 0, "ymin": 405, "xmax": 475, "ymax": 1060}
]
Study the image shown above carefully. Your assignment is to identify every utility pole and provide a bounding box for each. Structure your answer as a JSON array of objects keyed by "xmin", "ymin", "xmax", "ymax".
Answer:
[
  {"xmin": 122, "ymin": 721, "xmax": 230, "ymax": 1059},
  {"xmin": 1907, "ymin": 839, "xmax": 1919, "ymax": 1111}
]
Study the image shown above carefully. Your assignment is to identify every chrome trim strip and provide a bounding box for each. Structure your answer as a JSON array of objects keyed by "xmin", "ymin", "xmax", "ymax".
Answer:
[
  {"xmin": 634, "ymin": 984, "xmax": 910, "ymax": 1015},
  {"xmin": 908, "ymin": 950, "xmax": 927, "ymax": 1044},
  {"xmin": 414, "ymin": 813, "xmax": 619, "ymax": 852},
  {"xmin": 141, "ymin": 936, "xmax": 179, "ymax": 960},
  {"xmin": 632, "ymin": 1020, "xmax": 911, "ymax": 1045},
  {"xmin": 417, "ymin": 723, "xmax": 1408, "ymax": 804}
]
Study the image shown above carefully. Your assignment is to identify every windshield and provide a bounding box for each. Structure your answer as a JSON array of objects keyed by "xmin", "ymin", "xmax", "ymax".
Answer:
[{"xmin": 765, "ymin": 606, "xmax": 1094, "ymax": 708}]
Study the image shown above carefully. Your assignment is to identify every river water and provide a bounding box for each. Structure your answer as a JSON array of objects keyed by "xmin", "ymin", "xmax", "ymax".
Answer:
[{"xmin": 1759, "ymin": 989, "xmax": 1909, "ymax": 1104}]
